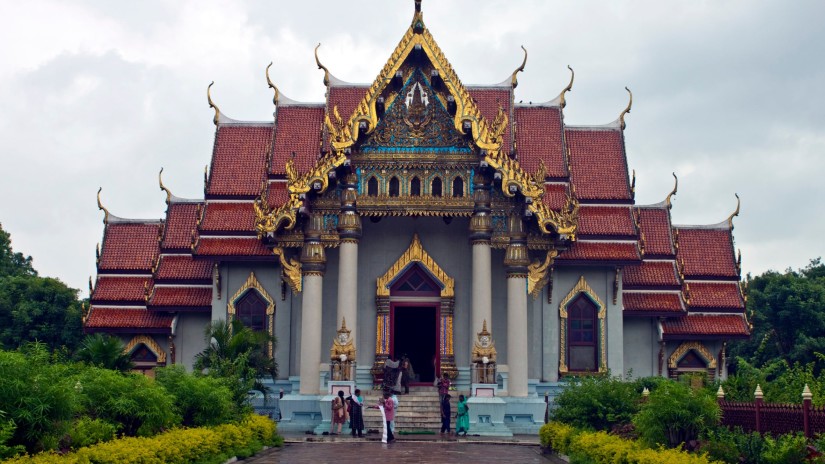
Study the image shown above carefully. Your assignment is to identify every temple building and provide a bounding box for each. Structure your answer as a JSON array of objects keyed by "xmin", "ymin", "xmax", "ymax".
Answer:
[{"xmin": 83, "ymin": 1, "xmax": 749, "ymax": 434}]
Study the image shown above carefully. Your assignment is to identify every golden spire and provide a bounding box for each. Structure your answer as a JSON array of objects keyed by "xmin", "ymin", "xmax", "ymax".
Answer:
[
  {"xmin": 727, "ymin": 193, "xmax": 740, "ymax": 229},
  {"xmin": 266, "ymin": 62, "xmax": 279, "ymax": 107},
  {"xmin": 207, "ymin": 82, "xmax": 221, "ymax": 126},
  {"xmin": 510, "ymin": 45, "xmax": 527, "ymax": 88},
  {"xmin": 479, "ymin": 319, "xmax": 491, "ymax": 337},
  {"xmin": 96, "ymin": 187, "xmax": 110, "ymax": 224},
  {"xmin": 619, "ymin": 87, "xmax": 632, "ymax": 130},
  {"xmin": 665, "ymin": 172, "xmax": 678, "ymax": 210},
  {"xmin": 412, "ymin": 0, "xmax": 424, "ymax": 32},
  {"xmin": 158, "ymin": 168, "xmax": 172, "ymax": 205},
  {"xmin": 314, "ymin": 44, "xmax": 330, "ymax": 88},
  {"xmin": 559, "ymin": 65, "xmax": 574, "ymax": 109}
]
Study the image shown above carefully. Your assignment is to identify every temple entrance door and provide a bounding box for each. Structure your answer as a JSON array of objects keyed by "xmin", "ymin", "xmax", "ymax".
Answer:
[{"xmin": 392, "ymin": 305, "xmax": 438, "ymax": 384}]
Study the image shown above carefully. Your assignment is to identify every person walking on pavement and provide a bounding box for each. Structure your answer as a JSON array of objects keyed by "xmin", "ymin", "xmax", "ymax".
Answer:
[
  {"xmin": 347, "ymin": 389, "xmax": 364, "ymax": 438},
  {"xmin": 440, "ymin": 393, "xmax": 452, "ymax": 435},
  {"xmin": 456, "ymin": 394, "xmax": 470, "ymax": 437},
  {"xmin": 369, "ymin": 390, "xmax": 396, "ymax": 443}
]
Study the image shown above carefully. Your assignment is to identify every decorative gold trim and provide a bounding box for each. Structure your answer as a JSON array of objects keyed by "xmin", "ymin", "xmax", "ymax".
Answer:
[
  {"xmin": 727, "ymin": 193, "xmax": 740, "ymax": 229},
  {"xmin": 124, "ymin": 335, "xmax": 166, "ymax": 364},
  {"xmin": 272, "ymin": 246, "xmax": 302, "ymax": 293},
  {"xmin": 665, "ymin": 172, "xmax": 678, "ymax": 210},
  {"xmin": 158, "ymin": 168, "xmax": 172, "ymax": 205},
  {"xmin": 376, "ymin": 234, "xmax": 454, "ymax": 298},
  {"xmin": 527, "ymin": 249, "xmax": 558, "ymax": 297},
  {"xmin": 559, "ymin": 276, "xmax": 607, "ymax": 374},
  {"xmin": 558, "ymin": 65, "xmax": 574, "ymax": 109},
  {"xmin": 510, "ymin": 45, "xmax": 527, "ymax": 88},
  {"xmin": 265, "ymin": 62, "xmax": 279, "ymax": 106},
  {"xmin": 619, "ymin": 87, "xmax": 632, "ymax": 130},
  {"xmin": 314, "ymin": 43, "xmax": 331, "ymax": 88},
  {"xmin": 207, "ymin": 81, "xmax": 220, "ymax": 126},
  {"xmin": 96, "ymin": 188, "xmax": 110, "ymax": 224},
  {"xmin": 668, "ymin": 341, "xmax": 717, "ymax": 369},
  {"xmin": 227, "ymin": 272, "xmax": 276, "ymax": 318}
]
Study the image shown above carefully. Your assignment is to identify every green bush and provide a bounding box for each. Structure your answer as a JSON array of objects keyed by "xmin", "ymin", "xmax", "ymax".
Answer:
[
  {"xmin": 62, "ymin": 417, "xmax": 117, "ymax": 450},
  {"xmin": 551, "ymin": 374, "xmax": 647, "ymax": 431},
  {"xmin": 0, "ymin": 412, "xmax": 25, "ymax": 459},
  {"xmin": 633, "ymin": 381, "xmax": 720, "ymax": 448},
  {"xmin": 155, "ymin": 366, "xmax": 238, "ymax": 427}
]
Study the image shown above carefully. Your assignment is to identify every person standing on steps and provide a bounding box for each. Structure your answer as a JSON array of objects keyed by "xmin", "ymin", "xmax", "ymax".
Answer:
[
  {"xmin": 330, "ymin": 390, "xmax": 347, "ymax": 435},
  {"xmin": 456, "ymin": 394, "xmax": 470, "ymax": 436},
  {"xmin": 400, "ymin": 355, "xmax": 414, "ymax": 394},
  {"xmin": 390, "ymin": 391, "xmax": 399, "ymax": 435},
  {"xmin": 369, "ymin": 390, "xmax": 396, "ymax": 443},
  {"xmin": 440, "ymin": 393, "xmax": 452, "ymax": 435},
  {"xmin": 437, "ymin": 372, "xmax": 451, "ymax": 404},
  {"xmin": 347, "ymin": 389, "xmax": 364, "ymax": 438}
]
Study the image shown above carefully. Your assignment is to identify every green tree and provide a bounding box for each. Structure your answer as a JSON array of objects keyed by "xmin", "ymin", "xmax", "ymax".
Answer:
[
  {"xmin": 74, "ymin": 333, "xmax": 134, "ymax": 372},
  {"xmin": 633, "ymin": 380, "xmax": 721, "ymax": 448},
  {"xmin": 155, "ymin": 365, "xmax": 238, "ymax": 427},
  {"xmin": 0, "ymin": 223, "xmax": 35, "ymax": 278},
  {"xmin": 194, "ymin": 319, "xmax": 277, "ymax": 408},
  {"xmin": 729, "ymin": 258, "xmax": 825, "ymax": 372}
]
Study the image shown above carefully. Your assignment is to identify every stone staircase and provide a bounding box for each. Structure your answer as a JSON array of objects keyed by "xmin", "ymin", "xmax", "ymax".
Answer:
[{"xmin": 361, "ymin": 387, "xmax": 463, "ymax": 432}]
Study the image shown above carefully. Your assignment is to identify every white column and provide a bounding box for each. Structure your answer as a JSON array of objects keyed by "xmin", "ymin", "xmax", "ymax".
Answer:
[
  {"xmin": 337, "ymin": 241, "xmax": 359, "ymax": 345},
  {"xmin": 507, "ymin": 275, "xmax": 529, "ymax": 397},
  {"xmin": 471, "ymin": 242, "xmax": 492, "ymax": 343},
  {"xmin": 299, "ymin": 274, "xmax": 324, "ymax": 394}
]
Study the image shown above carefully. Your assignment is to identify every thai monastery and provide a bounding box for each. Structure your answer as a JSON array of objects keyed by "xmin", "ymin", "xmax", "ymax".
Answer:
[{"xmin": 84, "ymin": 1, "xmax": 749, "ymax": 434}]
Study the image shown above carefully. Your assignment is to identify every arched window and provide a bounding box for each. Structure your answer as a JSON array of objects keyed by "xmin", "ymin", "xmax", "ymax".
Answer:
[
  {"xmin": 236, "ymin": 289, "xmax": 267, "ymax": 332},
  {"xmin": 452, "ymin": 177, "xmax": 464, "ymax": 197},
  {"xmin": 432, "ymin": 177, "xmax": 442, "ymax": 197},
  {"xmin": 410, "ymin": 177, "xmax": 421, "ymax": 196},
  {"xmin": 568, "ymin": 294, "xmax": 597, "ymax": 372},
  {"xmin": 368, "ymin": 177, "xmax": 378, "ymax": 197},
  {"xmin": 389, "ymin": 176, "xmax": 400, "ymax": 197}
]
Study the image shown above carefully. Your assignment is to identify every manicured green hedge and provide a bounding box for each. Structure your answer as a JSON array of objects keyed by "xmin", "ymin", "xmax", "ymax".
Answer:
[
  {"xmin": 3, "ymin": 414, "xmax": 279, "ymax": 464},
  {"xmin": 540, "ymin": 422, "xmax": 720, "ymax": 464}
]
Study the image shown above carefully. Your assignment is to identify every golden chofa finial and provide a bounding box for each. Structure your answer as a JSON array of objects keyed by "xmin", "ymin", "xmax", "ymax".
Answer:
[
  {"xmin": 559, "ymin": 65, "xmax": 574, "ymax": 109},
  {"xmin": 510, "ymin": 45, "xmax": 528, "ymax": 88},
  {"xmin": 266, "ymin": 62, "xmax": 279, "ymax": 107},
  {"xmin": 619, "ymin": 86, "xmax": 632, "ymax": 130},
  {"xmin": 207, "ymin": 81, "xmax": 221, "ymax": 126},
  {"xmin": 96, "ymin": 187, "xmax": 110, "ymax": 224},
  {"xmin": 158, "ymin": 168, "xmax": 172, "ymax": 205},
  {"xmin": 727, "ymin": 193, "xmax": 740, "ymax": 230},
  {"xmin": 412, "ymin": 0, "xmax": 425, "ymax": 32},
  {"xmin": 314, "ymin": 43, "xmax": 330, "ymax": 88},
  {"xmin": 665, "ymin": 172, "xmax": 678, "ymax": 210}
]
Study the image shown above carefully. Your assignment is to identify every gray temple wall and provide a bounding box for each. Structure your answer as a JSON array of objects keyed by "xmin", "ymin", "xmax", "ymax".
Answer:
[
  {"xmin": 623, "ymin": 317, "xmax": 658, "ymax": 378},
  {"xmin": 175, "ymin": 312, "xmax": 210, "ymax": 370}
]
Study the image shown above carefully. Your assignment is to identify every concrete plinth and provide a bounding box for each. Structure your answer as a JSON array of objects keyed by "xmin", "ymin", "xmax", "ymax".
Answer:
[
  {"xmin": 276, "ymin": 394, "xmax": 323, "ymax": 433},
  {"xmin": 467, "ymin": 396, "xmax": 513, "ymax": 437},
  {"xmin": 502, "ymin": 396, "xmax": 548, "ymax": 435}
]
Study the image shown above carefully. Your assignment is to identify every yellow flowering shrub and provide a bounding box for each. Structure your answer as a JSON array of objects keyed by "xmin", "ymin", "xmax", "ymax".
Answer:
[
  {"xmin": 539, "ymin": 421, "xmax": 720, "ymax": 464},
  {"xmin": 3, "ymin": 414, "xmax": 277, "ymax": 464}
]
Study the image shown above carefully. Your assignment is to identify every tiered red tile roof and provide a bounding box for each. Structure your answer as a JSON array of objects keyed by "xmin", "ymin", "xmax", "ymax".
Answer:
[
  {"xmin": 675, "ymin": 227, "xmax": 738, "ymax": 279},
  {"xmin": 267, "ymin": 181, "xmax": 289, "ymax": 208},
  {"xmin": 577, "ymin": 206, "xmax": 637, "ymax": 238},
  {"xmin": 566, "ymin": 128, "xmax": 631, "ymax": 202},
  {"xmin": 623, "ymin": 261, "xmax": 681, "ymax": 289},
  {"xmin": 98, "ymin": 222, "xmax": 162, "ymax": 273},
  {"xmin": 661, "ymin": 314, "xmax": 750, "ymax": 339},
  {"xmin": 327, "ymin": 86, "xmax": 368, "ymax": 133},
  {"xmin": 623, "ymin": 292, "xmax": 684, "ymax": 316},
  {"xmin": 154, "ymin": 255, "xmax": 212, "ymax": 283},
  {"xmin": 91, "ymin": 276, "xmax": 151, "ymax": 304},
  {"xmin": 636, "ymin": 207, "xmax": 675, "ymax": 257},
  {"xmin": 199, "ymin": 202, "xmax": 256, "ymax": 234},
  {"xmin": 514, "ymin": 106, "xmax": 565, "ymax": 178},
  {"xmin": 85, "ymin": 308, "xmax": 174, "ymax": 333},
  {"xmin": 556, "ymin": 241, "xmax": 640, "ymax": 263},
  {"xmin": 469, "ymin": 88, "xmax": 512, "ymax": 155},
  {"xmin": 148, "ymin": 286, "xmax": 212, "ymax": 310},
  {"xmin": 194, "ymin": 237, "xmax": 273, "ymax": 258},
  {"xmin": 206, "ymin": 124, "xmax": 273, "ymax": 198},
  {"xmin": 271, "ymin": 106, "xmax": 325, "ymax": 176},
  {"xmin": 686, "ymin": 282, "xmax": 744, "ymax": 310},
  {"xmin": 161, "ymin": 203, "xmax": 202, "ymax": 252},
  {"xmin": 542, "ymin": 183, "xmax": 569, "ymax": 211}
]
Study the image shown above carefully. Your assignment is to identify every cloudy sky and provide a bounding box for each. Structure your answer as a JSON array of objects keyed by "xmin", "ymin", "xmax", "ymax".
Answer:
[{"xmin": 1, "ymin": 0, "xmax": 823, "ymax": 297}]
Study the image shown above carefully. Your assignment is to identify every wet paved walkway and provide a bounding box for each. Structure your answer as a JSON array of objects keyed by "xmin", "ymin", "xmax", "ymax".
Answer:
[{"xmin": 242, "ymin": 441, "xmax": 555, "ymax": 463}]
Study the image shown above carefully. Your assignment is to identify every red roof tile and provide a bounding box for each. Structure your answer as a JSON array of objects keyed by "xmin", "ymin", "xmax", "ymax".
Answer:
[
  {"xmin": 623, "ymin": 292, "xmax": 684, "ymax": 314},
  {"xmin": 207, "ymin": 125, "xmax": 272, "ymax": 197},
  {"xmin": 557, "ymin": 241, "xmax": 640, "ymax": 262},
  {"xmin": 623, "ymin": 261, "xmax": 680, "ymax": 288},
  {"xmin": 267, "ymin": 181, "xmax": 289, "ymax": 209},
  {"xmin": 194, "ymin": 237, "xmax": 272, "ymax": 257},
  {"xmin": 636, "ymin": 208, "xmax": 675, "ymax": 257},
  {"xmin": 566, "ymin": 128, "xmax": 631, "ymax": 201},
  {"xmin": 85, "ymin": 307, "xmax": 173, "ymax": 333},
  {"xmin": 327, "ymin": 86, "xmax": 367, "ymax": 127},
  {"xmin": 98, "ymin": 223, "xmax": 161, "ymax": 272},
  {"xmin": 469, "ymin": 88, "xmax": 512, "ymax": 155},
  {"xmin": 578, "ymin": 206, "xmax": 637, "ymax": 237},
  {"xmin": 154, "ymin": 255, "xmax": 213, "ymax": 282},
  {"xmin": 91, "ymin": 276, "xmax": 150, "ymax": 303},
  {"xmin": 514, "ymin": 107, "xmax": 565, "ymax": 178},
  {"xmin": 542, "ymin": 183, "xmax": 569, "ymax": 211},
  {"xmin": 148, "ymin": 286, "xmax": 212, "ymax": 309},
  {"xmin": 271, "ymin": 106, "xmax": 325, "ymax": 176},
  {"xmin": 200, "ymin": 202, "xmax": 255, "ymax": 233},
  {"xmin": 661, "ymin": 314, "xmax": 750, "ymax": 339},
  {"xmin": 687, "ymin": 282, "xmax": 744, "ymax": 310},
  {"xmin": 675, "ymin": 228, "xmax": 738, "ymax": 279},
  {"xmin": 162, "ymin": 203, "xmax": 201, "ymax": 251}
]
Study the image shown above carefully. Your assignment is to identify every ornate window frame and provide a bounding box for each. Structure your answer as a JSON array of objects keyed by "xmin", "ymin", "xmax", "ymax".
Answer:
[
  {"xmin": 668, "ymin": 341, "xmax": 716, "ymax": 380},
  {"xmin": 124, "ymin": 335, "xmax": 166, "ymax": 365},
  {"xmin": 228, "ymin": 272, "xmax": 276, "ymax": 356},
  {"xmin": 559, "ymin": 276, "xmax": 607, "ymax": 374}
]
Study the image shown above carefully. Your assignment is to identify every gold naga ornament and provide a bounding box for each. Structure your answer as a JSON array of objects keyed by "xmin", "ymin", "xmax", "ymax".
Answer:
[
  {"xmin": 471, "ymin": 320, "xmax": 497, "ymax": 384},
  {"xmin": 254, "ymin": 0, "xmax": 579, "ymax": 241}
]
